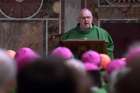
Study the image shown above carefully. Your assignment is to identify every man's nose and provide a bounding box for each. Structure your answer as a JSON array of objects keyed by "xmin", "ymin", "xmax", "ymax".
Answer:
[{"xmin": 85, "ymin": 18, "xmax": 89, "ymax": 21}]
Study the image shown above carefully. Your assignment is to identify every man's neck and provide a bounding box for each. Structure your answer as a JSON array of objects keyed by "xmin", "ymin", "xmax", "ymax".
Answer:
[{"xmin": 80, "ymin": 25, "xmax": 92, "ymax": 32}]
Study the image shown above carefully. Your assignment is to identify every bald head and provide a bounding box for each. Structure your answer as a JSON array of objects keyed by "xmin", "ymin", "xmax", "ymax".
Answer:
[
  {"xmin": 79, "ymin": 9, "xmax": 93, "ymax": 18},
  {"xmin": 0, "ymin": 49, "xmax": 16, "ymax": 85},
  {"xmin": 0, "ymin": 49, "xmax": 16, "ymax": 93},
  {"xmin": 79, "ymin": 8, "xmax": 93, "ymax": 30}
]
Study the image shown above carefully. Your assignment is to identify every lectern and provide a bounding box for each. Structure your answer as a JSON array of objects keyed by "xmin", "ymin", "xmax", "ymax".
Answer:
[{"xmin": 59, "ymin": 40, "xmax": 107, "ymax": 58}]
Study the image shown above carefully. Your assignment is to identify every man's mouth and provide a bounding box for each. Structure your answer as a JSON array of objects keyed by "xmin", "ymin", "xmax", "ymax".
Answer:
[{"xmin": 84, "ymin": 23, "xmax": 89, "ymax": 25}]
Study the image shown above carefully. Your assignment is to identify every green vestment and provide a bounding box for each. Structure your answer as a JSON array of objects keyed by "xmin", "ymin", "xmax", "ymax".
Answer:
[{"xmin": 61, "ymin": 25, "xmax": 114, "ymax": 58}]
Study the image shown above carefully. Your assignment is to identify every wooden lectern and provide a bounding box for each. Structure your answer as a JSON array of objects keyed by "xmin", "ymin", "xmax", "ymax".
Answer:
[{"xmin": 59, "ymin": 40, "xmax": 107, "ymax": 58}]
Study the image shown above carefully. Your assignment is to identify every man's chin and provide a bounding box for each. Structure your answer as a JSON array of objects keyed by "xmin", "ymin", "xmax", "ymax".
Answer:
[
  {"xmin": 81, "ymin": 27, "xmax": 91, "ymax": 31},
  {"xmin": 84, "ymin": 26, "xmax": 91, "ymax": 29}
]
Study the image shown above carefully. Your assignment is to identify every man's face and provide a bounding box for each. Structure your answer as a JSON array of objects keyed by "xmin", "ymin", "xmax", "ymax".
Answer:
[{"xmin": 79, "ymin": 10, "xmax": 93, "ymax": 29}]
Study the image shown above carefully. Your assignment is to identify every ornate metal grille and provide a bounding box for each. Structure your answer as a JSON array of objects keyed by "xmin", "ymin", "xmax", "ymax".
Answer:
[{"xmin": 99, "ymin": 0, "xmax": 140, "ymax": 6}]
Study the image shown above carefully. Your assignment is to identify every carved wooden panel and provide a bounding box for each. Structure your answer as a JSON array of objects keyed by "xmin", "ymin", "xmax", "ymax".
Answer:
[
  {"xmin": 0, "ymin": 0, "xmax": 43, "ymax": 18},
  {"xmin": 0, "ymin": 21, "xmax": 45, "ymax": 55},
  {"xmin": 98, "ymin": 7, "xmax": 140, "ymax": 19},
  {"xmin": 85, "ymin": 0, "xmax": 140, "ymax": 19},
  {"xmin": 34, "ymin": 0, "xmax": 60, "ymax": 18},
  {"xmin": 0, "ymin": 0, "xmax": 60, "ymax": 18},
  {"xmin": 100, "ymin": 0, "xmax": 140, "ymax": 6}
]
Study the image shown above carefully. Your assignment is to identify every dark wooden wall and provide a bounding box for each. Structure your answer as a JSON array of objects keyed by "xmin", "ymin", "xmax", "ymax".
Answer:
[{"xmin": 0, "ymin": 0, "xmax": 140, "ymax": 58}]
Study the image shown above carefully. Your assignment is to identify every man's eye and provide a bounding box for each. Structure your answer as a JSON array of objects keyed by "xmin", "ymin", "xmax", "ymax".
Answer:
[
  {"xmin": 87, "ymin": 16, "xmax": 91, "ymax": 18},
  {"xmin": 81, "ymin": 16, "xmax": 91, "ymax": 19}
]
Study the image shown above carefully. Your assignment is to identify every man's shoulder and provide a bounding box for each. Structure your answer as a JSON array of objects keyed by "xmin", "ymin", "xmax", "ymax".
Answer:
[
  {"xmin": 64, "ymin": 27, "xmax": 77, "ymax": 34},
  {"xmin": 68, "ymin": 26, "xmax": 78, "ymax": 32},
  {"xmin": 93, "ymin": 25, "xmax": 108, "ymax": 34},
  {"xmin": 94, "ymin": 25, "xmax": 105, "ymax": 31},
  {"xmin": 61, "ymin": 27, "xmax": 77, "ymax": 40}
]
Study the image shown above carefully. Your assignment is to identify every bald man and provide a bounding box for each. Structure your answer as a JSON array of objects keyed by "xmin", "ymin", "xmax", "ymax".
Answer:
[
  {"xmin": 61, "ymin": 8, "xmax": 114, "ymax": 58},
  {"xmin": 0, "ymin": 49, "xmax": 16, "ymax": 93}
]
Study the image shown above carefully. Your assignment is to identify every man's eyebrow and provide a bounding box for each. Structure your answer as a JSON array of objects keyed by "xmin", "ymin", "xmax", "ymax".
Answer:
[{"xmin": 80, "ymin": 16, "xmax": 92, "ymax": 18}]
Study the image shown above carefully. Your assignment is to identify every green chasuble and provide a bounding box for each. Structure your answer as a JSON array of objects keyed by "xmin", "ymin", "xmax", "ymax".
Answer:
[{"xmin": 61, "ymin": 25, "xmax": 114, "ymax": 58}]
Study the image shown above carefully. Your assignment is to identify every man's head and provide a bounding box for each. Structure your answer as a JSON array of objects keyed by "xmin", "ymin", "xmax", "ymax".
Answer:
[
  {"xmin": 15, "ymin": 47, "xmax": 40, "ymax": 71},
  {"xmin": 51, "ymin": 47, "xmax": 74, "ymax": 60},
  {"xmin": 17, "ymin": 57, "xmax": 91, "ymax": 93},
  {"xmin": 0, "ymin": 49, "xmax": 16, "ymax": 93},
  {"xmin": 78, "ymin": 8, "xmax": 93, "ymax": 30}
]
